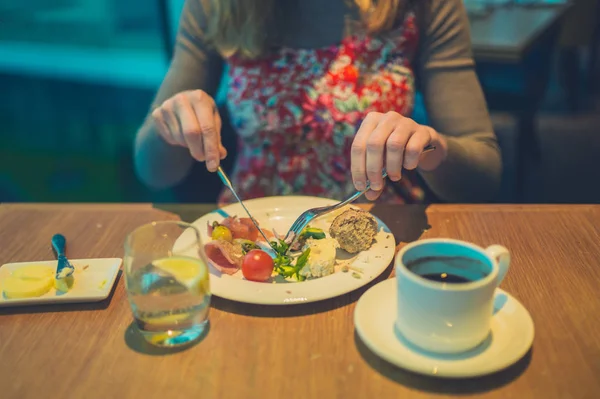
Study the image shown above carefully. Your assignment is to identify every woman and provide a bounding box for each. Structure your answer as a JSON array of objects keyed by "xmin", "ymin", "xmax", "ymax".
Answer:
[{"xmin": 135, "ymin": 0, "xmax": 501, "ymax": 204}]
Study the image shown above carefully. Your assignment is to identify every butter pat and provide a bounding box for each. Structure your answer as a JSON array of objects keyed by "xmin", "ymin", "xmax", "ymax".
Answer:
[
  {"xmin": 3, "ymin": 275, "xmax": 53, "ymax": 299},
  {"xmin": 3, "ymin": 265, "xmax": 55, "ymax": 299},
  {"xmin": 56, "ymin": 265, "xmax": 74, "ymax": 279},
  {"xmin": 54, "ymin": 275, "xmax": 75, "ymax": 293},
  {"xmin": 12, "ymin": 265, "xmax": 54, "ymax": 280},
  {"xmin": 55, "ymin": 265, "xmax": 75, "ymax": 293},
  {"xmin": 2, "ymin": 264, "xmax": 75, "ymax": 298}
]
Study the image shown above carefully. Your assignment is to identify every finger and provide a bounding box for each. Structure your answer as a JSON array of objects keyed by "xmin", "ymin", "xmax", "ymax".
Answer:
[
  {"xmin": 192, "ymin": 97, "xmax": 220, "ymax": 171},
  {"xmin": 151, "ymin": 107, "xmax": 176, "ymax": 145},
  {"xmin": 403, "ymin": 126, "xmax": 432, "ymax": 170},
  {"xmin": 172, "ymin": 99, "xmax": 205, "ymax": 162},
  {"xmin": 176, "ymin": 99, "xmax": 205, "ymax": 156},
  {"xmin": 365, "ymin": 181, "xmax": 385, "ymax": 201},
  {"xmin": 352, "ymin": 112, "xmax": 382, "ymax": 191},
  {"xmin": 385, "ymin": 120, "xmax": 415, "ymax": 181},
  {"xmin": 213, "ymin": 110, "xmax": 227, "ymax": 160},
  {"xmin": 366, "ymin": 112, "xmax": 400, "ymax": 191},
  {"xmin": 219, "ymin": 144, "xmax": 228, "ymax": 160},
  {"xmin": 174, "ymin": 97, "xmax": 205, "ymax": 161},
  {"xmin": 365, "ymin": 190, "xmax": 383, "ymax": 201},
  {"xmin": 214, "ymin": 108, "xmax": 222, "ymax": 134},
  {"xmin": 161, "ymin": 103, "xmax": 186, "ymax": 146},
  {"xmin": 184, "ymin": 128, "xmax": 205, "ymax": 162}
]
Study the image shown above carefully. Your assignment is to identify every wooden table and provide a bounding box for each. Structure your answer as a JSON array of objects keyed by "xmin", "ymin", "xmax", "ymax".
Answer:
[
  {"xmin": 1, "ymin": 204, "xmax": 599, "ymax": 398},
  {"xmin": 469, "ymin": 4, "xmax": 571, "ymax": 201}
]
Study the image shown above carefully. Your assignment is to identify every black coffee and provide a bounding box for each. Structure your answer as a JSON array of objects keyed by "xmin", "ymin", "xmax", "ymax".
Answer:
[
  {"xmin": 405, "ymin": 256, "xmax": 489, "ymax": 284},
  {"xmin": 419, "ymin": 273, "xmax": 471, "ymax": 283}
]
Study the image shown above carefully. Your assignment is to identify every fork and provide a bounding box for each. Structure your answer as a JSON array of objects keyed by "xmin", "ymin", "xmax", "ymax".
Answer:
[{"xmin": 283, "ymin": 144, "xmax": 436, "ymax": 251}]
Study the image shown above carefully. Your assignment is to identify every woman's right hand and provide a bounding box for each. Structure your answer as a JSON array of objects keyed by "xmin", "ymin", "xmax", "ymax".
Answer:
[{"xmin": 151, "ymin": 89, "xmax": 227, "ymax": 172}]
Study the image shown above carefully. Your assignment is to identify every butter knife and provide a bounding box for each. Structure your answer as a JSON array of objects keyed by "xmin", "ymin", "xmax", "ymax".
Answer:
[
  {"xmin": 216, "ymin": 166, "xmax": 275, "ymax": 248},
  {"xmin": 51, "ymin": 234, "xmax": 74, "ymax": 279}
]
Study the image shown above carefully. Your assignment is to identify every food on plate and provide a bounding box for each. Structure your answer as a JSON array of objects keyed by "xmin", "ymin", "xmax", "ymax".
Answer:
[
  {"xmin": 272, "ymin": 240, "xmax": 311, "ymax": 281},
  {"xmin": 57, "ymin": 265, "xmax": 74, "ymax": 279},
  {"xmin": 242, "ymin": 249, "xmax": 275, "ymax": 282},
  {"xmin": 203, "ymin": 208, "xmax": 379, "ymax": 282},
  {"xmin": 299, "ymin": 238, "xmax": 338, "ymax": 278},
  {"xmin": 207, "ymin": 216, "xmax": 273, "ymax": 242},
  {"xmin": 54, "ymin": 275, "xmax": 75, "ymax": 293},
  {"xmin": 3, "ymin": 276, "xmax": 54, "ymax": 299},
  {"xmin": 211, "ymin": 225, "xmax": 233, "ymax": 242},
  {"xmin": 233, "ymin": 238, "xmax": 261, "ymax": 254},
  {"xmin": 12, "ymin": 265, "xmax": 54, "ymax": 280},
  {"xmin": 289, "ymin": 226, "xmax": 327, "ymax": 251},
  {"xmin": 329, "ymin": 208, "xmax": 378, "ymax": 254},
  {"xmin": 204, "ymin": 239, "xmax": 245, "ymax": 275},
  {"xmin": 2, "ymin": 264, "xmax": 77, "ymax": 299},
  {"xmin": 54, "ymin": 265, "xmax": 75, "ymax": 293},
  {"xmin": 2, "ymin": 265, "xmax": 55, "ymax": 299}
]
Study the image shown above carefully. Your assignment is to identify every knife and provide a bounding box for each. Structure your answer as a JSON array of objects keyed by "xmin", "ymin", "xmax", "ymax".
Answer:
[
  {"xmin": 216, "ymin": 166, "xmax": 275, "ymax": 249},
  {"xmin": 51, "ymin": 234, "xmax": 74, "ymax": 280}
]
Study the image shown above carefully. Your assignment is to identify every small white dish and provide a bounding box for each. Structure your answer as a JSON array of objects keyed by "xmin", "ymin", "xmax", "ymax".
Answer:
[
  {"xmin": 354, "ymin": 278, "xmax": 534, "ymax": 378},
  {"xmin": 0, "ymin": 258, "xmax": 121, "ymax": 307}
]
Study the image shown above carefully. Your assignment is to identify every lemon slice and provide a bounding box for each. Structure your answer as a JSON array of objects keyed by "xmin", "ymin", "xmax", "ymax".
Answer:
[
  {"xmin": 138, "ymin": 313, "xmax": 190, "ymax": 326},
  {"xmin": 3, "ymin": 275, "xmax": 54, "ymax": 299},
  {"xmin": 152, "ymin": 257, "xmax": 209, "ymax": 296},
  {"xmin": 146, "ymin": 332, "xmax": 179, "ymax": 345}
]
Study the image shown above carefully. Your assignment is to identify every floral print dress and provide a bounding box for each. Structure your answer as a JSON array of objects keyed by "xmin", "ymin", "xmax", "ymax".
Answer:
[{"xmin": 220, "ymin": 12, "xmax": 425, "ymax": 205}]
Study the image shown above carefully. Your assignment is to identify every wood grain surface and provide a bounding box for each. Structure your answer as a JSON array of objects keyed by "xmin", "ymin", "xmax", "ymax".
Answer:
[{"xmin": 0, "ymin": 203, "xmax": 599, "ymax": 399}]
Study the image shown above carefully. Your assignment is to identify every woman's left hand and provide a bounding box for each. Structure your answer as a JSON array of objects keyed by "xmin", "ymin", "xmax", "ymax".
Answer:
[{"xmin": 351, "ymin": 111, "xmax": 447, "ymax": 200}]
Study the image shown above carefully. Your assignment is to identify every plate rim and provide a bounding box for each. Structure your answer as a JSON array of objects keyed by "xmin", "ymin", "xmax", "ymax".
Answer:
[{"xmin": 189, "ymin": 196, "xmax": 396, "ymax": 305}]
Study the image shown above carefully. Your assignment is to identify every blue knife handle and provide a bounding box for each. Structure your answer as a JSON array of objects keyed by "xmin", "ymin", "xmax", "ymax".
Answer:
[{"xmin": 52, "ymin": 234, "xmax": 66, "ymax": 257}]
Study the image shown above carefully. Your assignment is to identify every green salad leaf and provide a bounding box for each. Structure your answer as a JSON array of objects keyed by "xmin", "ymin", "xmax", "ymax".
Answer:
[
  {"xmin": 271, "ymin": 239, "xmax": 311, "ymax": 281},
  {"xmin": 300, "ymin": 226, "xmax": 326, "ymax": 240}
]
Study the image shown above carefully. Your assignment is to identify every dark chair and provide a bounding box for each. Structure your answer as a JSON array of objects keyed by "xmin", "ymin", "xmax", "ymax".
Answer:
[{"xmin": 557, "ymin": 0, "xmax": 600, "ymax": 111}]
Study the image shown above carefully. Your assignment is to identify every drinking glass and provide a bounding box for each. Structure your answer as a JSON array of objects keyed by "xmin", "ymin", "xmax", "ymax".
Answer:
[{"xmin": 124, "ymin": 221, "xmax": 210, "ymax": 347}]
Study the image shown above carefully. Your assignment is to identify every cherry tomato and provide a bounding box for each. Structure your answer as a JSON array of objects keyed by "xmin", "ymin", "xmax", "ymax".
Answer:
[
  {"xmin": 242, "ymin": 249, "xmax": 274, "ymax": 282},
  {"xmin": 212, "ymin": 225, "xmax": 232, "ymax": 242}
]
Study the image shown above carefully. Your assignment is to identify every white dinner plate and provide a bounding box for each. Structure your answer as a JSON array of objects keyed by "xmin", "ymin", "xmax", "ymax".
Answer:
[
  {"xmin": 177, "ymin": 196, "xmax": 396, "ymax": 305},
  {"xmin": 354, "ymin": 278, "xmax": 535, "ymax": 378},
  {"xmin": 0, "ymin": 258, "xmax": 121, "ymax": 307}
]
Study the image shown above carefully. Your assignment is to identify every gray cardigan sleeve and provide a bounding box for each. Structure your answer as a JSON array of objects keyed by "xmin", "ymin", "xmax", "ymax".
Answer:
[
  {"xmin": 134, "ymin": 0, "xmax": 224, "ymax": 189},
  {"xmin": 416, "ymin": 0, "xmax": 502, "ymax": 202}
]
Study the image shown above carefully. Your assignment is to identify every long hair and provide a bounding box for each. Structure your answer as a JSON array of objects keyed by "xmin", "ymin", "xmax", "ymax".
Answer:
[{"xmin": 202, "ymin": 0, "xmax": 409, "ymax": 59}]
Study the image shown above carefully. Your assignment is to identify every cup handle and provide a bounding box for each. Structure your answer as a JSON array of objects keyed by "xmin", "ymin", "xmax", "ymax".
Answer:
[{"xmin": 485, "ymin": 245, "xmax": 510, "ymax": 286}]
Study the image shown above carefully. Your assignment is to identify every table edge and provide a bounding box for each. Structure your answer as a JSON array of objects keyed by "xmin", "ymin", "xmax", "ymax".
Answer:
[
  {"xmin": 1, "ymin": 203, "xmax": 598, "ymax": 213},
  {"xmin": 471, "ymin": 4, "xmax": 571, "ymax": 62}
]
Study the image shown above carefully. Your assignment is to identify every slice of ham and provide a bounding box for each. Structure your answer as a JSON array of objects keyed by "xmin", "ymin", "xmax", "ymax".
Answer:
[
  {"xmin": 238, "ymin": 218, "xmax": 275, "ymax": 241},
  {"xmin": 230, "ymin": 218, "xmax": 254, "ymax": 241},
  {"xmin": 204, "ymin": 240, "xmax": 244, "ymax": 275}
]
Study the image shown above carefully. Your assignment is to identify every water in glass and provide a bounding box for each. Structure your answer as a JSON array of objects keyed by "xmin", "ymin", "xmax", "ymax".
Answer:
[{"xmin": 124, "ymin": 222, "xmax": 210, "ymax": 347}]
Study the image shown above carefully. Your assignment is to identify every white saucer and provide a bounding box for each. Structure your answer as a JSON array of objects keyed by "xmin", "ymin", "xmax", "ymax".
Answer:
[{"xmin": 354, "ymin": 278, "xmax": 534, "ymax": 378}]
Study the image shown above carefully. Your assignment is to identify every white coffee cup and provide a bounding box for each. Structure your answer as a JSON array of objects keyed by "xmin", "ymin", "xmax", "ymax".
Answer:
[{"xmin": 395, "ymin": 238, "xmax": 510, "ymax": 354}]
